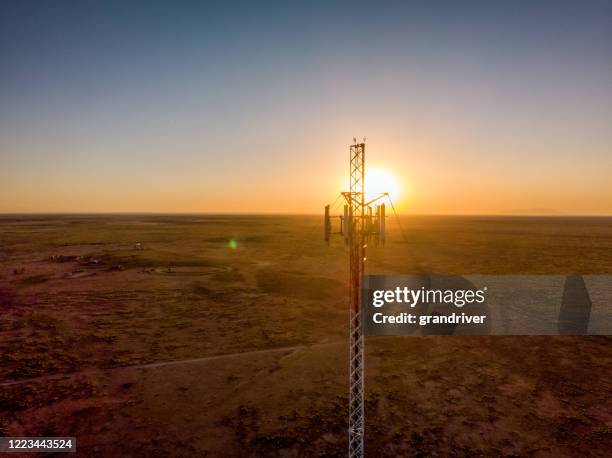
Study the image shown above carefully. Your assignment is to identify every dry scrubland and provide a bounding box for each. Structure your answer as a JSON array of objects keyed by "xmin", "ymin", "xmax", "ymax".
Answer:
[{"xmin": 0, "ymin": 215, "xmax": 611, "ymax": 456}]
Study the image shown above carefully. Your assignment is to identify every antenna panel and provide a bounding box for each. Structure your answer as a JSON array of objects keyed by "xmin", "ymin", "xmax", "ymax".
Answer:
[
  {"xmin": 324, "ymin": 205, "xmax": 331, "ymax": 244},
  {"xmin": 379, "ymin": 203, "xmax": 386, "ymax": 245},
  {"xmin": 343, "ymin": 205, "xmax": 350, "ymax": 242}
]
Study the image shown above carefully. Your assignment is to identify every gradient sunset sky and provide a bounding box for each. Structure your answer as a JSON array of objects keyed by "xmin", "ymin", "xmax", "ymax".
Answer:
[{"xmin": 1, "ymin": 1, "xmax": 611, "ymax": 214}]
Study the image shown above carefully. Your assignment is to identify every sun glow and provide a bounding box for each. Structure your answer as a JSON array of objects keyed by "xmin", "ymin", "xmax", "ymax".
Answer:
[{"xmin": 365, "ymin": 168, "xmax": 403, "ymax": 202}]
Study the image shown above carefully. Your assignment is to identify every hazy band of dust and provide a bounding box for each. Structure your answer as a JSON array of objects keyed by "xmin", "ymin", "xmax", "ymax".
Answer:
[{"xmin": 0, "ymin": 341, "xmax": 343, "ymax": 388}]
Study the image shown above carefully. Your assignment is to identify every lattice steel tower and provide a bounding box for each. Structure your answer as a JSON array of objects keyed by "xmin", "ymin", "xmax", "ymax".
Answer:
[
  {"xmin": 347, "ymin": 142, "xmax": 366, "ymax": 457},
  {"xmin": 324, "ymin": 140, "xmax": 387, "ymax": 458}
]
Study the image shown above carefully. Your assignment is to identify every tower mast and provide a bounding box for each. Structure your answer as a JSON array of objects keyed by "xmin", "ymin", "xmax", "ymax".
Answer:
[
  {"xmin": 325, "ymin": 139, "xmax": 387, "ymax": 458},
  {"xmin": 347, "ymin": 142, "xmax": 366, "ymax": 458}
]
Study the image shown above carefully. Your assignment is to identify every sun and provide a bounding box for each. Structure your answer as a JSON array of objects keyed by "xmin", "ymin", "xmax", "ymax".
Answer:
[{"xmin": 365, "ymin": 168, "xmax": 402, "ymax": 201}]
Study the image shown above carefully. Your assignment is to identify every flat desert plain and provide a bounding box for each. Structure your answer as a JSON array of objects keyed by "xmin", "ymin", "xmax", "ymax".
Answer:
[{"xmin": 0, "ymin": 215, "xmax": 611, "ymax": 456}]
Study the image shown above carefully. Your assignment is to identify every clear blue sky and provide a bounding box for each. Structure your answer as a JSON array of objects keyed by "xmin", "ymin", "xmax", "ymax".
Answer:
[{"xmin": 1, "ymin": 1, "xmax": 611, "ymax": 214}]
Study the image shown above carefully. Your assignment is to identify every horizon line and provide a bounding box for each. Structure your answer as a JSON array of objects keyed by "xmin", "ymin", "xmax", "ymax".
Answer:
[{"xmin": 1, "ymin": 211, "xmax": 611, "ymax": 218}]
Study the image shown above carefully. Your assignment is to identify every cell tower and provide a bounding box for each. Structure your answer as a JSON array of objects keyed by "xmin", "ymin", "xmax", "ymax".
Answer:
[{"xmin": 324, "ymin": 139, "xmax": 387, "ymax": 458}]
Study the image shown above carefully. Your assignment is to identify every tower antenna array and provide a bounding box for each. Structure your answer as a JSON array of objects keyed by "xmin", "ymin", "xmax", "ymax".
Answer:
[{"xmin": 324, "ymin": 140, "xmax": 388, "ymax": 458}]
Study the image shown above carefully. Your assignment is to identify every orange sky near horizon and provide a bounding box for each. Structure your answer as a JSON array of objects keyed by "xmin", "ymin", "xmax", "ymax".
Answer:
[{"xmin": 2, "ymin": 134, "xmax": 610, "ymax": 216}]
